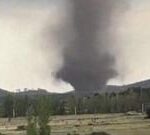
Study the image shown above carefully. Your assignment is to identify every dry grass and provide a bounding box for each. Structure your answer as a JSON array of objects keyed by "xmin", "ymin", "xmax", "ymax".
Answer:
[{"xmin": 0, "ymin": 113, "xmax": 150, "ymax": 135}]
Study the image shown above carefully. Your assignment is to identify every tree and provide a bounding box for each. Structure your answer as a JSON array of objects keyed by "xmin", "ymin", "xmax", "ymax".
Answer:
[
  {"xmin": 37, "ymin": 96, "xmax": 51, "ymax": 135},
  {"xmin": 27, "ymin": 114, "xmax": 37, "ymax": 135},
  {"xmin": 26, "ymin": 96, "xmax": 51, "ymax": 135},
  {"xmin": 4, "ymin": 94, "xmax": 14, "ymax": 120}
]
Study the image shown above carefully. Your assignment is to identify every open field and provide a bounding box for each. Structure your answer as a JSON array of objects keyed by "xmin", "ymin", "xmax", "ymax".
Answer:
[{"xmin": 0, "ymin": 113, "xmax": 150, "ymax": 135}]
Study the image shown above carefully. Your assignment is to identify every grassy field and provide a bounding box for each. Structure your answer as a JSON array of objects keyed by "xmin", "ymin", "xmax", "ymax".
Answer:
[{"xmin": 0, "ymin": 113, "xmax": 150, "ymax": 135}]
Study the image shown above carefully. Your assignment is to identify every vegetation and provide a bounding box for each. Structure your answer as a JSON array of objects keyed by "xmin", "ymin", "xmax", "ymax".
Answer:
[
  {"xmin": 1, "ymin": 87, "xmax": 150, "ymax": 118},
  {"xmin": 0, "ymin": 88, "xmax": 149, "ymax": 135},
  {"xmin": 26, "ymin": 96, "xmax": 51, "ymax": 135},
  {"xmin": 146, "ymin": 108, "xmax": 150, "ymax": 118},
  {"xmin": 16, "ymin": 125, "xmax": 26, "ymax": 131},
  {"xmin": 0, "ymin": 113, "xmax": 150, "ymax": 135},
  {"xmin": 90, "ymin": 132, "xmax": 110, "ymax": 135},
  {"xmin": 3, "ymin": 94, "xmax": 14, "ymax": 119},
  {"xmin": 67, "ymin": 132, "xmax": 111, "ymax": 135},
  {"xmin": 37, "ymin": 97, "xmax": 51, "ymax": 135},
  {"xmin": 27, "ymin": 113, "xmax": 37, "ymax": 135}
]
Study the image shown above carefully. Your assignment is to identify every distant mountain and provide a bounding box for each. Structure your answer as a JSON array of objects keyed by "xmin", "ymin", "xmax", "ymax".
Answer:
[
  {"xmin": 102, "ymin": 79, "xmax": 150, "ymax": 93},
  {"xmin": 16, "ymin": 89, "xmax": 51, "ymax": 96},
  {"xmin": 0, "ymin": 88, "xmax": 9, "ymax": 96},
  {"xmin": 101, "ymin": 85, "xmax": 124, "ymax": 93},
  {"xmin": 127, "ymin": 79, "xmax": 150, "ymax": 88},
  {"xmin": 0, "ymin": 88, "xmax": 9, "ymax": 103},
  {"xmin": 1, "ymin": 79, "xmax": 150, "ymax": 97}
]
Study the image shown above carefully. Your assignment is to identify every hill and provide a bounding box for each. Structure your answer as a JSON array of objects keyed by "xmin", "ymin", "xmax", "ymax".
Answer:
[
  {"xmin": 0, "ymin": 88, "xmax": 9, "ymax": 96},
  {"xmin": 1, "ymin": 79, "xmax": 150, "ymax": 97},
  {"xmin": 103, "ymin": 79, "xmax": 150, "ymax": 93}
]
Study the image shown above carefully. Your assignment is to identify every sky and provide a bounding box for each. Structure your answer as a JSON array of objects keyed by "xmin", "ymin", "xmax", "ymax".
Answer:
[{"xmin": 0, "ymin": 0, "xmax": 150, "ymax": 92}]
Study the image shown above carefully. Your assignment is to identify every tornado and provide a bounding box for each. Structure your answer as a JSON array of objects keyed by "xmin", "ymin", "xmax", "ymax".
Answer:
[{"xmin": 56, "ymin": 0, "xmax": 126, "ymax": 92}]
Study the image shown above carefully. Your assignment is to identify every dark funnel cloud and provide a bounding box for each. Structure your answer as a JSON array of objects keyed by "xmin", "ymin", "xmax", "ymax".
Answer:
[{"xmin": 56, "ymin": 0, "xmax": 126, "ymax": 92}]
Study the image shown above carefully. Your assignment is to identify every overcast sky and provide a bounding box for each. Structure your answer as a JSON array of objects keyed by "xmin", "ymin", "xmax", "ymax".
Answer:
[{"xmin": 0, "ymin": 0, "xmax": 150, "ymax": 92}]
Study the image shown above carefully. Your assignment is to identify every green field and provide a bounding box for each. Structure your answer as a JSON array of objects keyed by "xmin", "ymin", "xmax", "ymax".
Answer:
[{"xmin": 0, "ymin": 113, "xmax": 150, "ymax": 135}]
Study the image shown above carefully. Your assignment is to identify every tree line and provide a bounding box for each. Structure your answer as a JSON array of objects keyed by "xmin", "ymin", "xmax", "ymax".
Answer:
[{"xmin": 0, "ymin": 87, "xmax": 150, "ymax": 118}]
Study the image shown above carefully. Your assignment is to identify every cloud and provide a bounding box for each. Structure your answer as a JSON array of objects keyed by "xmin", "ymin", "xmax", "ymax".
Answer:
[
  {"xmin": 0, "ymin": 2, "xmax": 73, "ymax": 92},
  {"xmin": 109, "ymin": 0, "xmax": 150, "ymax": 85},
  {"xmin": 0, "ymin": 0, "xmax": 150, "ymax": 92}
]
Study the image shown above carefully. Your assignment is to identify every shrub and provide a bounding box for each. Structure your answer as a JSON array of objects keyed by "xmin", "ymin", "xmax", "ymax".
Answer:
[
  {"xmin": 27, "ymin": 122, "xmax": 37, "ymax": 135},
  {"xmin": 16, "ymin": 125, "xmax": 26, "ymax": 131},
  {"xmin": 0, "ymin": 133, "xmax": 6, "ymax": 135},
  {"xmin": 39, "ymin": 125, "xmax": 51, "ymax": 135},
  {"xmin": 67, "ymin": 133, "xmax": 79, "ymax": 135},
  {"xmin": 26, "ymin": 96, "xmax": 51, "ymax": 135},
  {"xmin": 146, "ymin": 108, "xmax": 150, "ymax": 118},
  {"xmin": 26, "ymin": 116, "xmax": 37, "ymax": 135},
  {"xmin": 88, "ymin": 123, "xmax": 93, "ymax": 126},
  {"xmin": 90, "ymin": 132, "xmax": 110, "ymax": 135}
]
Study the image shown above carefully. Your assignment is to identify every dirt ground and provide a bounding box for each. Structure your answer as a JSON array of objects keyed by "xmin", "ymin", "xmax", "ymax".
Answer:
[{"xmin": 0, "ymin": 113, "xmax": 150, "ymax": 135}]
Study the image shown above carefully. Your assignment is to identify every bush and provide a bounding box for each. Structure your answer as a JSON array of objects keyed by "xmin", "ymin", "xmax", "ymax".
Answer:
[
  {"xmin": 90, "ymin": 132, "xmax": 110, "ymax": 135},
  {"xmin": 26, "ymin": 96, "xmax": 51, "ymax": 135},
  {"xmin": 0, "ymin": 133, "xmax": 6, "ymax": 135},
  {"xmin": 39, "ymin": 125, "xmax": 51, "ymax": 135},
  {"xmin": 146, "ymin": 108, "xmax": 150, "ymax": 118},
  {"xmin": 26, "ymin": 116, "xmax": 37, "ymax": 135},
  {"xmin": 27, "ymin": 122, "xmax": 37, "ymax": 135},
  {"xmin": 16, "ymin": 125, "xmax": 26, "ymax": 131}
]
